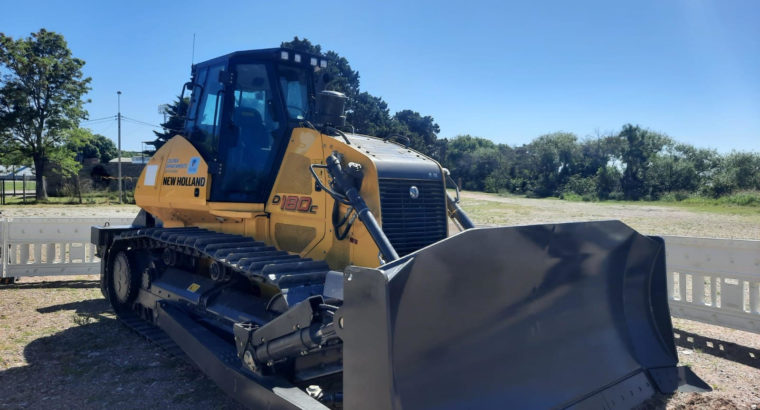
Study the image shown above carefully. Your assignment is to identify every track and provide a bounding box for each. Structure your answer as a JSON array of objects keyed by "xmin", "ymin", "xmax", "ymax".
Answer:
[
  {"xmin": 108, "ymin": 226, "xmax": 334, "ymax": 354},
  {"xmin": 103, "ymin": 226, "xmax": 340, "ymax": 408},
  {"xmin": 115, "ymin": 226, "xmax": 331, "ymax": 297}
]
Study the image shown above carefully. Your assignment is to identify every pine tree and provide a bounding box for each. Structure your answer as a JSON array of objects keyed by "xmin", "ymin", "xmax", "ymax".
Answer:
[{"xmin": 145, "ymin": 96, "xmax": 188, "ymax": 154}]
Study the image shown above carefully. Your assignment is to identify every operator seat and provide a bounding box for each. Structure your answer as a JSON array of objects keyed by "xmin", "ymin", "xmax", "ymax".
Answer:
[{"xmin": 234, "ymin": 107, "xmax": 267, "ymax": 146}]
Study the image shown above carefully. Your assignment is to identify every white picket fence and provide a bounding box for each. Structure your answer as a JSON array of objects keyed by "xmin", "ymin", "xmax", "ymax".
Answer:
[
  {"xmin": 0, "ymin": 217, "xmax": 134, "ymax": 277},
  {"xmin": 1, "ymin": 217, "xmax": 759, "ymax": 335},
  {"xmin": 664, "ymin": 235, "xmax": 760, "ymax": 334}
]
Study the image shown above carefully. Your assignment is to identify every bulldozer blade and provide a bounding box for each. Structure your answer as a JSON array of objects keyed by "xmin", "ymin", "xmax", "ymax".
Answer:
[{"xmin": 336, "ymin": 220, "xmax": 707, "ymax": 409}]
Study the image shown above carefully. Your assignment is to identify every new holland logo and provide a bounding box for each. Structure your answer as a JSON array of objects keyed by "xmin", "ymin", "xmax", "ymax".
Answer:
[
  {"xmin": 162, "ymin": 176, "xmax": 206, "ymax": 187},
  {"xmin": 409, "ymin": 185, "xmax": 419, "ymax": 199}
]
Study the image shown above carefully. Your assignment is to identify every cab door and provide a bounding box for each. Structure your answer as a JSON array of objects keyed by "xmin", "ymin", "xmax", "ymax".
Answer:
[{"xmin": 210, "ymin": 62, "xmax": 287, "ymax": 203}]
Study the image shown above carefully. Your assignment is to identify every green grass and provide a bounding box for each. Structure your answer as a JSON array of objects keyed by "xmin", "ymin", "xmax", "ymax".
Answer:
[
  {"xmin": 601, "ymin": 192, "xmax": 760, "ymax": 216},
  {"xmin": 490, "ymin": 190, "xmax": 760, "ymax": 216},
  {"xmin": 459, "ymin": 199, "xmax": 532, "ymax": 225},
  {"xmin": 2, "ymin": 179, "xmax": 35, "ymax": 192}
]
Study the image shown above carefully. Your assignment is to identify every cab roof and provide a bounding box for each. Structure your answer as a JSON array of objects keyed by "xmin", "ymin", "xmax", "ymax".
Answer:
[{"xmin": 191, "ymin": 47, "xmax": 326, "ymax": 71}]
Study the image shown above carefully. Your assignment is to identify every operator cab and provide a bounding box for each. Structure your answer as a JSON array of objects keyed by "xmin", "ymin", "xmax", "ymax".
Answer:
[{"xmin": 182, "ymin": 48, "xmax": 327, "ymax": 203}]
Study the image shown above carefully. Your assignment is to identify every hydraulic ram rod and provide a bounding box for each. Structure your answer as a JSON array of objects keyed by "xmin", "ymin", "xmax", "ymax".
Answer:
[{"xmin": 324, "ymin": 153, "xmax": 400, "ymax": 262}]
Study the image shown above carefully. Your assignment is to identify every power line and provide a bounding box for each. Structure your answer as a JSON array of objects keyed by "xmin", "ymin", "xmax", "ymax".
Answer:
[
  {"xmin": 121, "ymin": 115, "xmax": 162, "ymax": 128},
  {"xmin": 80, "ymin": 118, "xmax": 115, "ymax": 126},
  {"xmin": 89, "ymin": 120, "xmax": 116, "ymax": 135},
  {"xmin": 82, "ymin": 115, "xmax": 116, "ymax": 123}
]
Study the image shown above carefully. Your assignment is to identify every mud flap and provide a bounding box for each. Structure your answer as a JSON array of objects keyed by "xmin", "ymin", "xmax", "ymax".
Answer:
[{"xmin": 336, "ymin": 220, "xmax": 708, "ymax": 409}]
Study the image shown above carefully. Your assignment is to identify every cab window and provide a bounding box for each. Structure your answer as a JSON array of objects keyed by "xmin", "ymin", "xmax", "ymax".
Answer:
[
  {"xmin": 189, "ymin": 63, "xmax": 224, "ymax": 160},
  {"xmin": 278, "ymin": 65, "xmax": 309, "ymax": 120}
]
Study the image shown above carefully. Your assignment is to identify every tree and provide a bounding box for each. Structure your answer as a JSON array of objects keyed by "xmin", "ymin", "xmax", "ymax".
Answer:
[
  {"xmin": 346, "ymin": 92, "xmax": 402, "ymax": 137},
  {"xmin": 146, "ymin": 96, "xmax": 188, "ymax": 154},
  {"xmin": 443, "ymin": 135, "xmax": 503, "ymax": 190},
  {"xmin": 525, "ymin": 132, "xmax": 581, "ymax": 197},
  {"xmin": 0, "ymin": 29, "xmax": 91, "ymax": 200},
  {"xmin": 618, "ymin": 124, "xmax": 668, "ymax": 200},
  {"xmin": 595, "ymin": 165, "xmax": 622, "ymax": 200},
  {"xmin": 281, "ymin": 37, "xmax": 360, "ymax": 101},
  {"xmin": 281, "ymin": 37, "xmax": 445, "ymax": 152},
  {"xmin": 393, "ymin": 110, "xmax": 440, "ymax": 154},
  {"xmin": 65, "ymin": 127, "xmax": 117, "ymax": 163}
]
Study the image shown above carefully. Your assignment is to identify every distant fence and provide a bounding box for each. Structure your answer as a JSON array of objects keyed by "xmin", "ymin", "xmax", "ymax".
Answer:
[
  {"xmin": 664, "ymin": 235, "xmax": 760, "ymax": 334},
  {"xmin": 0, "ymin": 216, "xmax": 134, "ymax": 278},
  {"xmin": 1, "ymin": 218, "xmax": 759, "ymax": 335},
  {"xmin": 0, "ymin": 176, "xmax": 35, "ymax": 204}
]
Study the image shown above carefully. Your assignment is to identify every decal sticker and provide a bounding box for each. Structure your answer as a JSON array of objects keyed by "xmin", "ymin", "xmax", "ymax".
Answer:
[
  {"xmin": 187, "ymin": 283, "xmax": 201, "ymax": 292},
  {"xmin": 143, "ymin": 165, "xmax": 158, "ymax": 186},
  {"xmin": 188, "ymin": 157, "xmax": 200, "ymax": 174},
  {"xmin": 164, "ymin": 158, "xmax": 187, "ymax": 173},
  {"xmin": 162, "ymin": 176, "xmax": 206, "ymax": 187},
  {"xmin": 272, "ymin": 194, "xmax": 318, "ymax": 213}
]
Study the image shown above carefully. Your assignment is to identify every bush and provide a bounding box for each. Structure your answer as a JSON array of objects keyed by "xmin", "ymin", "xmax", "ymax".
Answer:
[
  {"xmin": 560, "ymin": 192, "xmax": 584, "ymax": 201},
  {"xmin": 718, "ymin": 191, "xmax": 760, "ymax": 207},
  {"xmin": 660, "ymin": 191, "xmax": 691, "ymax": 202}
]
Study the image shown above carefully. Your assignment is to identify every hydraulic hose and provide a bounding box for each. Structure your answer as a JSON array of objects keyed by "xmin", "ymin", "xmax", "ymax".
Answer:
[{"xmin": 324, "ymin": 153, "xmax": 400, "ymax": 262}]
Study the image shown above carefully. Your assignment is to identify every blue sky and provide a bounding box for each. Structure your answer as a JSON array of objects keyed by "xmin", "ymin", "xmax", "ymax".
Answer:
[{"xmin": 2, "ymin": 0, "xmax": 758, "ymax": 153}]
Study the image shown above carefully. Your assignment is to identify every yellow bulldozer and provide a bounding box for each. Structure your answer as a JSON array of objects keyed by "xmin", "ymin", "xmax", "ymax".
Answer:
[{"xmin": 92, "ymin": 48, "xmax": 708, "ymax": 409}]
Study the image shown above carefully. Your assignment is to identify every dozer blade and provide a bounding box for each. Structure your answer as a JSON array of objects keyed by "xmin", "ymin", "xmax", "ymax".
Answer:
[{"xmin": 337, "ymin": 220, "xmax": 708, "ymax": 409}]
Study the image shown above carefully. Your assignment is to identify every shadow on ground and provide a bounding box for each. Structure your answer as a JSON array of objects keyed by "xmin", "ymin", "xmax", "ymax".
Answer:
[
  {"xmin": 37, "ymin": 298, "xmax": 107, "ymax": 315},
  {"xmin": 674, "ymin": 328, "xmax": 760, "ymax": 370},
  {"xmin": 0, "ymin": 298, "xmax": 241, "ymax": 409}
]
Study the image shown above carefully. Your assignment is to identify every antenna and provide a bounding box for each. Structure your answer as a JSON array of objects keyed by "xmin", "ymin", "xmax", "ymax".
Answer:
[{"xmin": 191, "ymin": 33, "xmax": 196, "ymax": 65}]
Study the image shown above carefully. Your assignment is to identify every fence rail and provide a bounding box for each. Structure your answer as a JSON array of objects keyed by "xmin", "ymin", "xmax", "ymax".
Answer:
[
  {"xmin": 0, "ymin": 176, "xmax": 36, "ymax": 204},
  {"xmin": 1, "ymin": 218, "xmax": 759, "ymax": 335},
  {"xmin": 664, "ymin": 235, "xmax": 760, "ymax": 334},
  {"xmin": 1, "ymin": 216, "xmax": 135, "ymax": 277}
]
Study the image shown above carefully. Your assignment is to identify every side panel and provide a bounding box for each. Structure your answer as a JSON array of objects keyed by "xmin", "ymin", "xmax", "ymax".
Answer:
[
  {"xmin": 265, "ymin": 129, "xmax": 383, "ymax": 270},
  {"xmin": 135, "ymin": 136, "xmax": 211, "ymax": 227},
  {"xmin": 267, "ymin": 128, "xmax": 327, "ymax": 256}
]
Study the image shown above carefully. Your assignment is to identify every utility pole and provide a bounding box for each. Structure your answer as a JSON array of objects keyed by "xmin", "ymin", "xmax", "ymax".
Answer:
[{"xmin": 117, "ymin": 91, "xmax": 123, "ymax": 204}]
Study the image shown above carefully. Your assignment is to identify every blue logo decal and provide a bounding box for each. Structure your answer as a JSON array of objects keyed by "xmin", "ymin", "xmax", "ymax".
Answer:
[{"xmin": 188, "ymin": 157, "xmax": 200, "ymax": 175}]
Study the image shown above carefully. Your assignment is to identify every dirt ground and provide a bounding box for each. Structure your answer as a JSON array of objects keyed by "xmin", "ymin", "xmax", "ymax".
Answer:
[
  {"xmin": 1, "ymin": 196, "xmax": 760, "ymax": 409},
  {"xmin": 0, "ymin": 275, "xmax": 241, "ymax": 409}
]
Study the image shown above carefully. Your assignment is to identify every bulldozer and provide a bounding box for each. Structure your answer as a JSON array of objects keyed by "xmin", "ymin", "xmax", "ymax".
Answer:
[{"xmin": 92, "ymin": 47, "xmax": 708, "ymax": 409}]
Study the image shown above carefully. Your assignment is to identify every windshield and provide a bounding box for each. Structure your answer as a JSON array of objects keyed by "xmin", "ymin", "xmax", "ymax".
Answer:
[{"xmin": 278, "ymin": 64, "xmax": 310, "ymax": 120}]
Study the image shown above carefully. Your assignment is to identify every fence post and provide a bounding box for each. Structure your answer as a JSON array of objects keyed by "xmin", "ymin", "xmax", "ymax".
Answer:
[
  {"xmin": 1, "ymin": 218, "xmax": 7, "ymax": 279},
  {"xmin": 22, "ymin": 175, "xmax": 26, "ymax": 204}
]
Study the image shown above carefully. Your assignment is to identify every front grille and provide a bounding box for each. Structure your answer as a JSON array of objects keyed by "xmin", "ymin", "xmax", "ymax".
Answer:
[{"xmin": 378, "ymin": 178, "xmax": 448, "ymax": 257}]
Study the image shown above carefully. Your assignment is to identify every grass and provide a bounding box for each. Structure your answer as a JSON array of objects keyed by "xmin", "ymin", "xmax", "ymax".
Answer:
[
  {"xmin": 498, "ymin": 190, "xmax": 760, "ymax": 216},
  {"xmin": 2, "ymin": 180, "xmax": 36, "ymax": 191},
  {"xmin": 599, "ymin": 193, "xmax": 760, "ymax": 216},
  {"xmin": 458, "ymin": 199, "xmax": 532, "ymax": 225}
]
